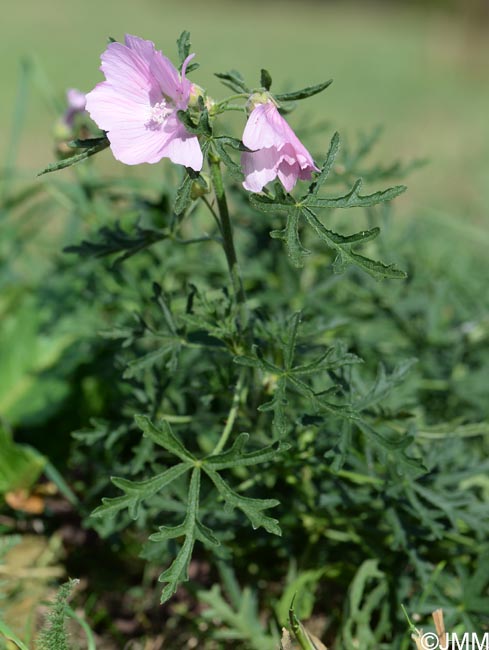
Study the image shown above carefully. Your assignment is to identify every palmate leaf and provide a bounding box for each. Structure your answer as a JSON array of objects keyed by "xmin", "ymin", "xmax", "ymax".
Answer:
[
  {"xmin": 91, "ymin": 415, "xmax": 287, "ymax": 602},
  {"xmin": 203, "ymin": 467, "xmax": 282, "ymax": 535},
  {"xmin": 250, "ymin": 132, "xmax": 407, "ymax": 278}
]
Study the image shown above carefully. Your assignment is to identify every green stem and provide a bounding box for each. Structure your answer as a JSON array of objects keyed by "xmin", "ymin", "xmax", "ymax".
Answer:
[
  {"xmin": 207, "ymin": 150, "xmax": 246, "ymax": 306},
  {"xmin": 212, "ymin": 368, "xmax": 246, "ymax": 455}
]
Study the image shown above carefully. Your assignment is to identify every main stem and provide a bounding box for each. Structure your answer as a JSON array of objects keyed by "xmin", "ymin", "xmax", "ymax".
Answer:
[{"xmin": 208, "ymin": 150, "xmax": 246, "ymax": 306}]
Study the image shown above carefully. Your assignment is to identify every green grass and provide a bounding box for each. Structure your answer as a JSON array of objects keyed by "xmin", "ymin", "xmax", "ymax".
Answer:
[{"xmin": 2, "ymin": 0, "xmax": 489, "ymax": 222}]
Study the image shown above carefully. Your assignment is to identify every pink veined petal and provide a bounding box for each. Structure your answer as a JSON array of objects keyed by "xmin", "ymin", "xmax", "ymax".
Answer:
[
  {"xmin": 178, "ymin": 53, "xmax": 195, "ymax": 107},
  {"xmin": 99, "ymin": 41, "xmax": 156, "ymax": 103},
  {"xmin": 277, "ymin": 158, "xmax": 301, "ymax": 192},
  {"xmin": 242, "ymin": 104, "xmax": 286, "ymax": 150},
  {"xmin": 105, "ymin": 119, "xmax": 177, "ymax": 165},
  {"xmin": 241, "ymin": 148, "xmax": 281, "ymax": 193},
  {"xmin": 150, "ymin": 51, "xmax": 184, "ymax": 104},
  {"xmin": 159, "ymin": 119, "xmax": 203, "ymax": 171},
  {"xmin": 124, "ymin": 34, "xmax": 156, "ymax": 61},
  {"xmin": 85, "ymin": 82, "xmax": 149, "ymax": 132}
]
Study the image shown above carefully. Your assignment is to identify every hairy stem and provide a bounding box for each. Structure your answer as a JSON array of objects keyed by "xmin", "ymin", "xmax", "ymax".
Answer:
[{"xmin": 207, "ymin": 150, "xmax": 246, "ymax": 306}]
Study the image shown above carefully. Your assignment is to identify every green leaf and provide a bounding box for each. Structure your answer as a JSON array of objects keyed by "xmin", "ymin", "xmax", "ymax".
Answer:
[
  {"xmin": 64, "ymin": 221, "xmax": 167, "ymax": 264},
  {"xmin": 203, "ymin": 466, "xmax": 281, "ymax": 535},
  {"xmin": 204, "ymin": 432, "xmax": 290, "ymax": 470},
  {"xmin": 177, "ymin": 30, "xmax": 191, "ymax": 66},
  {"xmin": 303, "ymin": 208, "xmax": 406, "ymax": 279},
  {"xmin": 213, "ymin": 137, "xmax": 244, "ymax": 181},
  {"xmin": 134, "ymin": 415, "xmax": 195, "ymax": 462},
  {"xmin": 91, "ymin": 463, "xmax": 192, "ymax": 519},
  {"xmin": 307, "ymin": 131, "xmax": 340, "ymax": 196},
  {"xmin": 0, "ymin": 427, "xmax": 46, "ymax": 495},
  {"xmin": 270, "ymin": 208, "xmax": 310, "ymax": 268},
  {"xmin": 38, "ymin": 137, "xmax": 110, "ymax": 175},
  {"xmin": 214, "ymin": 70, "xmax": 250, "ymax": 93},
  {"xmin": 355, "ymin": 359, "xmax": 418, "ymax": 411},
  {"xmin": 156, "ymin": 467, "xmax": 201, "ymax": 603},
  {"xmin": 261, "ymin": 68, "xmax": 272, "ymax": 90},
  {"xmin": 304, "ymin": 178, "xmax": 407, "ymax": 209},
  {"xmin": 177, "ymin": 108, "xmax": 212, "ymax": 137},
  {"xmin": 275, "ymin": 78, "xmax": 333, "ymax": 102}
]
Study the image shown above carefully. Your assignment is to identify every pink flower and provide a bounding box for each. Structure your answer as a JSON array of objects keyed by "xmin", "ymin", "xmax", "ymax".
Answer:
[
  {"xmin": 241, "ymin": 99, "xmax": 318, "ymax": 193},
  {"xmin": 85, "ymin": 34, "xmax": 203, "ymax": 171},
  {"xmin": 63, "ymin": 88, "xmax": 87, "ymax": 127}
]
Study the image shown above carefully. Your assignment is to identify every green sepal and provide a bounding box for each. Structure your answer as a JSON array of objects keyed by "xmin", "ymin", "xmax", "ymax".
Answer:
[
  {"xmin": 275, "ymin": 78, "xmax": 333, "ymax": 102},
  {"xmin": 177, "ymin": 108, "xmax": 212, "ymax": 136},
  {"xmin": 214, "ymin": 70, "xmax": 250, "ymax": 93},
  {"xmin": 260, "ymin": 68, "xmax": 272, "ymax": 90},
  {"xmin": 38, "ymin": 137, "xmax": 110, "ymax": 176}
]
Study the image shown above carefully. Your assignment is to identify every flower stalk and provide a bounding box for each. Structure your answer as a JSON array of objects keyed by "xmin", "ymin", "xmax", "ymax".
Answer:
[{"xmin": 207, "ymin": 149, "xmax": 246, "ymax": 307}]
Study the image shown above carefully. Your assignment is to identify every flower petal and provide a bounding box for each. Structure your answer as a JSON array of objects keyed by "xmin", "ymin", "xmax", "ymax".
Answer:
[
  {"xmin": 99, "ymin": 41, "xmax": 156, "ymax": 103},
  {"xmin": 241, "ymin": 148, "xmax": 280, "ymax": 192},
  {"xmin": 160, "ymin": 121, "xmax": 203, "ymax": 171},
  {"xmin": 150, "ymin": 51, "xmax": 184, "ymax": 104}
]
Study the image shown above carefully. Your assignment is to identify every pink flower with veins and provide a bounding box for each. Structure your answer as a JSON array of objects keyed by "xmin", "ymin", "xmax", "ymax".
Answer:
[
  {"xmin": 85, "ymin": 34, "xmax": 203, "ymax": 170},
  {"xmin": 241, "ymin": 97, "xmax": 318, "ymax": 193}
]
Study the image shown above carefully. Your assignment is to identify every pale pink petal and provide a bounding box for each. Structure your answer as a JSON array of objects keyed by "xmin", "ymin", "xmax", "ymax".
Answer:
[
  {"xmin": 160, "ymin": 121, "xmax": 203, "ymax": 170},
  {"xmin": 241, "ymin": 148, "xmax": 280, "ymax": 192},
  {"xmin": 242, "ymin": 104, "xmax": 285, "ymax": 150},
  {"xmin": 277, "ymin": 159, "xmax": 301, "ymax": 192},
  {"xmin": 124, "ymin": 34, "xmax": 156, "ymax": 61},
  {"xmin": 178, "ymin": 54, "xmax": 195, "ymax": 107},
  {"xmin": 85, "ymin": 82, "xmax": 148, "ymax": 132},
  {"xmin": 86, "ymin": 34, "xmax": 202, "ymax": 169},
  {"xmin": 106, "ymin": 120, "xmax": 176, "ymax": 165},
  {"xmin": 150, "ymin": 52, "xmax": 183, "ymax": 103},
  {"xmin": 99, "ymin": 42, "xmax": 155, "ymax": 102}
]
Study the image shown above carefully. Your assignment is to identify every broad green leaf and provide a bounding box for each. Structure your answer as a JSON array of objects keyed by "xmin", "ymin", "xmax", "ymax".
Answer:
[
  {"xmin": 134, "ymin": 415, "xmax": 195, "ymax": 461},
  {"xmin": 0, "ymin": 427, "xmax": 45, "ymax": 495},
  {"xmin": 274, "ymin": 79, "xmax": 333, "ymax": 102}
]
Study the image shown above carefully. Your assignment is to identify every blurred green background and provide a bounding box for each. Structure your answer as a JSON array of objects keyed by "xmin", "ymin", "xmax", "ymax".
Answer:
[{"xmin": 2, "ymin": 0, "xmax": 489, "ymax": 228}]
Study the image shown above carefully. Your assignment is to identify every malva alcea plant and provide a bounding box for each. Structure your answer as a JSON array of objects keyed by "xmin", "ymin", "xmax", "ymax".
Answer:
[{"xmin": 41, "ymin": 30, "xmax": 413, "ymax": 610}]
